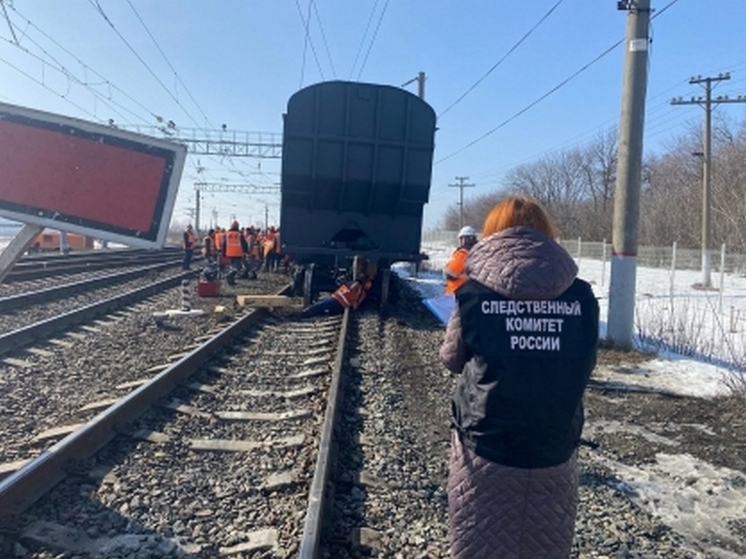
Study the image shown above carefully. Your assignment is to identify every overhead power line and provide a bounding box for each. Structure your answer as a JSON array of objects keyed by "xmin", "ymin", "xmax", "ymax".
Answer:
[
  {"xmin": 313, "ymin": 2, "xmax": 336, "ymax": 78},
  {"xmin": 87, "ymin": 0, "xmax": 205, "ymax": 131},
  {"xmin": 349, "ymin": 0, "xmax": 379, "ymax": 80},
  {"xmin": 125, "ymin": 0, "xmax": 215, "ymax": 129},
  {"xmin": 4, "ymin": 4, "xmax": 160, "ymax": 123},
  {"xmin": 436, "ymin": 0, "xmax": 683, "ymax": 166},
  {"xmin": 356, "ymin": 0, "xmax": 391, "ymax": 80},
  {"xmin": 439, "ymin": 0, "xmax": 567, "ymax": 119},
  {"xmin": 294, "ymin": 0, "xmax": 325, "ymax": 88}
]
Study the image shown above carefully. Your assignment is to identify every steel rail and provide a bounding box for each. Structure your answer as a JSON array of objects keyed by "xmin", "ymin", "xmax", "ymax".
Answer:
[
  {"xmin": 0, "ymin": 304, "xmax": 273, "ymax": 521},
  {"xmin": 4, "ymin": 253, "xmax": 183, "ymax": 283},
  {"xmin": 0, "ymin": 261, "xmax": 181, "ymax": 312},
  {"xmin": 298, "ymin": 307, "xmax": 351, "ymax": 558},
  {"xmin": 0, "ymin": 271, "xmax": 196, "ymax": 357}
]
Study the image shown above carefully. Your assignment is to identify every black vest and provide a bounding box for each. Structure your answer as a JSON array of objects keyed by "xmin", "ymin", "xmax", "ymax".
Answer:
[{"xmin": 452, "ymin": 278, "xmax": 599, "ymax": 468}]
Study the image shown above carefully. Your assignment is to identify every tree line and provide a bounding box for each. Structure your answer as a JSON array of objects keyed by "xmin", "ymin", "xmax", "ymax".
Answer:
[{"xmin": 442, "ymin": 116, "xmax": 746, "ymax": 253}]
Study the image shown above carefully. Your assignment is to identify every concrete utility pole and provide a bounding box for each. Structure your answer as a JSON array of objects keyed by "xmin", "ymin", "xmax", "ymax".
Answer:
[
  {"xmin": 607, "ymin": 0, "xmax": 651, "ymax": 349},
  {"xmin": 449, "ymin": 176, "xmax": 475, "ymax": 229},
  {"xmin": 671, "ymin": 73, "xmax": 746, "ymax": 289}
]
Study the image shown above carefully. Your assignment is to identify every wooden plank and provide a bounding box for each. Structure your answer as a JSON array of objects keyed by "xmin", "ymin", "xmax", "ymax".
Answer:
[
  {"xmin": 235, "ymin": 295, "xmax": 299, "ymax": 308},
  {"xmin": 215, "ymin": 409, "xmax": 311, "ymax": 421},
  {"xmin": 190, "ymin": 435, "xmax": 305, "ymax": 452}
]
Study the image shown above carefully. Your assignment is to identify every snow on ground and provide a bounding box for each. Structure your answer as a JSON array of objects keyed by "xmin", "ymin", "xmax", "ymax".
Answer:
[
  {"xmin": 395, "ymin": 239, "xmax": 746, "ymax": 557},
  {"xmin": 397, "ymin": 239, "xmax": 746, "ymax": 400}
]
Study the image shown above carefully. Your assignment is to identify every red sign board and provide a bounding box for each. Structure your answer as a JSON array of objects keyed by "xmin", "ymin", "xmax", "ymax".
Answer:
[{"xmin": 0, "ymin": 102, "xmax": 186, "ymax": 248}]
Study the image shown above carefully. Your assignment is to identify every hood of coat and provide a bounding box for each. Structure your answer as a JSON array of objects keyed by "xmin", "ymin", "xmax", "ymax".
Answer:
[{"xmin": 465, "ymin": 226, "xmax": 578, "ymax": 300}]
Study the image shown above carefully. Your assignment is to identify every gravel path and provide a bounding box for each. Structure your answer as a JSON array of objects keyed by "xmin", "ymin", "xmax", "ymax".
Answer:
[{"xmin": 321, "ymin": 276, "xmax": 746, "ymax": 559}]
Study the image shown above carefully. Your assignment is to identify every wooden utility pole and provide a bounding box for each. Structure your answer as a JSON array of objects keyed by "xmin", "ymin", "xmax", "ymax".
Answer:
[
  {"xmin": 449, "ymin": 176, "xmax": 475, "ymax": 229},
  {"xmin": 607, "ymin": 0, "xmax": 651, "ymax": 349},
  {"xmin": 671, "ymin": 73, "xmax": 746, "ymax": 289}
]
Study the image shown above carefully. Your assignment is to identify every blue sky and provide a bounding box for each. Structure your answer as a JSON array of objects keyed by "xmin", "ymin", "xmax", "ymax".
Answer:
[{"xmin": 1, "ymin": 0, "xmax": 745, "ymax": 231}]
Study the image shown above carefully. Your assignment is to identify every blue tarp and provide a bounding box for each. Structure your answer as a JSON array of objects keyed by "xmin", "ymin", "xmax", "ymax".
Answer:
[{"xmin": 422, "ymin": 294, "xmax": 455, "ymax": 326}]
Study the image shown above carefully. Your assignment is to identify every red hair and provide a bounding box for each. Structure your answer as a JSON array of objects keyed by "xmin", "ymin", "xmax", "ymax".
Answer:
[{"xmin": 482, "ymin": 196, "xmax": 557, "ymax": 238}]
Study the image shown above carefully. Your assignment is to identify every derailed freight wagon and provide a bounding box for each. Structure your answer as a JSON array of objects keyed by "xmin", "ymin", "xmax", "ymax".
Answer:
[{"xmin": 280, "ymin": 80, "xmax": 436, "ymax": 307}]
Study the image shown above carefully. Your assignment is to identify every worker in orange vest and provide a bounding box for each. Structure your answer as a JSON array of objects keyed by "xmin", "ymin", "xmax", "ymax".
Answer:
[
  {"xmin": 262, "ymin": 226, "xmax": 280, "ymax": 272},
  {"xmin": 202, "ymin": 229, "xmax": 216, "ymax": 263},
  {"xmin": 300, "ymin": 275, "xmax": 374, "ymax": 318},
  {"xmin": 214, "ymin": 228, "xmax": 226, "ymax": 272},
  {"xmin": 182, "ymin": 224, "xmax": 196, "ymax": 270},
  {"xmin": 444, "ymin": 226, "xmax": 478, "ymax": 294},
  {"xmin": 221, "ymin": 221, "xmax": 249, "ymax": 285}
]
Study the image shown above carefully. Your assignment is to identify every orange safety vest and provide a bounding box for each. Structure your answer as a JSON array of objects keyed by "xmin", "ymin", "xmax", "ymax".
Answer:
[
  {"xmin": 331, "ymin": 279, "xmax": 371, "ymax": 310},
  {"xmin": 214, "ymin": 231, "xmax": 224, "ymax": 254},
  {"xmin": 444, "ymin": 247, "xmax": 469, "ymax": 295},
  {"xmin": 224, "ymin": 230, "xmax": 244, "ymax": 258}
]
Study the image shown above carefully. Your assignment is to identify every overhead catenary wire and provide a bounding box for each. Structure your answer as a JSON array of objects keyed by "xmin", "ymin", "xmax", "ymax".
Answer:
[
  {"xmin": 436, "ymin": 0, "xmax": 684, "ymax": 166},
  {"xmin": 356, "ymin": 0, "xmax": 390, "ymax": 81},
  {"xmin": 313, "ymin": 1, "xmax": 336, "ymax": 79},
  {"xmin": 5, "ymin": 4, "xmax": 161, "ymax": 123},
  {"xmin": 294, "ymin": 0, "xmax": 325, "ymax": 88},
  {"xmin": 0, "ymin": 54, "xmax": 99, "ymax": 120},
  {"xmin": 438, "ymin": 0, "xmax": 567, "ymax": 120},
  {"xmin": 87, "ymin": 0, "xmax": 206, "ymax": 132},
  {"xmin": 125, "ymin": 0, "xmax": 216, "ymax": 129},
  {"xmin": 349, "ymin": 0, "xmax": 379, "ymax": 80}
]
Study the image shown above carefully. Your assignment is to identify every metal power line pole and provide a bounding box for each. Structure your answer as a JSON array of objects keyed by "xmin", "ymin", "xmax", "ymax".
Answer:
[
  {"xmin": 607, "ymin": 0, "xmax": 651, "ymax": 349},
  {"xmin": 671, "ymin": 73, "xmax": 745, "ymax": 289},
  {"xmin": 402, "ymin": 72, "xmax": 426, "ymax": 99},
  {"xmin": 449, "ymin": 176, "xmax": 475, "ymax": 229},
  {"xmin": 194, "ymin": 186, "xmax": 201, "ymax": 236}
]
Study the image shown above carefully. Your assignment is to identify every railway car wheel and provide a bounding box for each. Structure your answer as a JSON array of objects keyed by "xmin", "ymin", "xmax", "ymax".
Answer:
[
  {"xmin": 303, "ymin": 265, "xmax": 314, "ymax": 308},
  {"xmin": 379, "ymin": 268, "xmax": 391, "ymax": 311}
]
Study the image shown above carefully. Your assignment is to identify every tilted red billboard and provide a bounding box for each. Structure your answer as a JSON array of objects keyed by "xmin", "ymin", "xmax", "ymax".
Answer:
[{"xmin": 0, "ymin": 102, "xmax": 186, "ymax": 248}]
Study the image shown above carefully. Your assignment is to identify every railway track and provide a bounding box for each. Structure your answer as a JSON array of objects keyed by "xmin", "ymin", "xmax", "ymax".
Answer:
[
  {"xmin": 3, "ymin": 272, "xmax": 714, "ymax": 558},
  {"xmin": 0, "ymin": 285, "xmax": 348, "ymax": 557},
  {"xmin": 3, "ymin": 248, "xmax": 183, "ymax": 284}
]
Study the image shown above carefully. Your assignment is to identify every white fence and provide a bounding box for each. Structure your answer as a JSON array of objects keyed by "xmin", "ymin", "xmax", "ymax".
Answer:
[{"xmin": 422, "ymin": 230, "xmax": 746, "ymax": 276}]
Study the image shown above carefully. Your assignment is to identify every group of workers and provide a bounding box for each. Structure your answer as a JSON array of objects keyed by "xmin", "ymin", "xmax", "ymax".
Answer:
[{"xmin": 182, "ymin": 222, "xmax": 285, "ymax": 283}]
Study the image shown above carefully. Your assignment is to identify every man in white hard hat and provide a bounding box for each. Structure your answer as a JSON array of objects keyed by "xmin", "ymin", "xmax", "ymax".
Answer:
[{"xmin": 444, "ymin": 226, "xmax": 478, "ymax": 295}]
